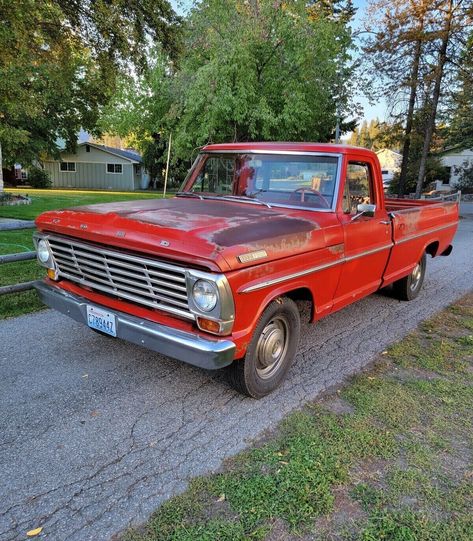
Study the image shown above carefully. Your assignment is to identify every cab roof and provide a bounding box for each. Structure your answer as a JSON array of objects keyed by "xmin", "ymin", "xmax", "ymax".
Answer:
[{"xmin": 201, "ymin": 142, "xmax": 374, "ymax": 156}]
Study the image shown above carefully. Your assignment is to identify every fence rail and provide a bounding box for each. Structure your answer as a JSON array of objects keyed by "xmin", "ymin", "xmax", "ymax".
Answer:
[{"xmin": 0, "ymin": 250, "xmax": 40, "ymax": 295}]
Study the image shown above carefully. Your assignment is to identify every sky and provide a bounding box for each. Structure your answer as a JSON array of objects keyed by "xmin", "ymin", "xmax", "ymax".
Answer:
[{"xmin": 170, "ymin": 0, "xmax": 388, "ymax": 124}]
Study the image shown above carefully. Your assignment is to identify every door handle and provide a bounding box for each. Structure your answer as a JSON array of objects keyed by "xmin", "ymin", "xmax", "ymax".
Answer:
[{"xmin": 379, "ymin": 220, "xmax": 390, "ymax": 225}]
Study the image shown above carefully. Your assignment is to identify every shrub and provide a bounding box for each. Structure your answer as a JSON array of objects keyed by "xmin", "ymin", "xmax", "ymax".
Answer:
[
  {"xmin": 453, "ymin": 161, "xmax": 473, "ymax": 193},
  {"xmin": 28, "ymin": 166, "xmax": 51, "ymax": 188}
]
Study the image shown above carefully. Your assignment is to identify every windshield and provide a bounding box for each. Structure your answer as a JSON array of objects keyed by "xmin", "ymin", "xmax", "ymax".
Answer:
[{"xmin": 182, "ymin": 153, "xmax": 339, "ymax": 209}]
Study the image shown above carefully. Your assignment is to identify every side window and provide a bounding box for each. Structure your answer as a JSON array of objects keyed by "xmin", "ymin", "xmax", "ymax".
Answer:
[
  {"xmin": 342, "ymin": 162, "xmax": 373, "ymax": 214},
  {"xmin": 191, "ymin": 157, "xmax": 235, "ymax": 194}
]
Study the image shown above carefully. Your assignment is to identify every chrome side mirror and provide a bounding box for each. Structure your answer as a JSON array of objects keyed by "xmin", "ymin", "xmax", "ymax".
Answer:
[{"xmin": 351, "ymin": 203, "xmax": 376, "ymax": 221}]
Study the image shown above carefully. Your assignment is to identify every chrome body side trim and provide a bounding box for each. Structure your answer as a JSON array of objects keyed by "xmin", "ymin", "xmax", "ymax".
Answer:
[
  {"xmin": 241, "ymin": 244, "xmax": 394, "ymax": 293},
  {"xmin": 34, "ymin": 281, "xmax": 236, "ymax": 370}
]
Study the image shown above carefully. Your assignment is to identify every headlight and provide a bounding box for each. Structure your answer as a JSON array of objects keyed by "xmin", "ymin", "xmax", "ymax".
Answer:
[
  {"xmin": 37, "ymin": 239, "xmax": 51, "ymax": 264},
  {"xmin": 192, "ymin": 279, "xmax": 218, "ymax": 312}
]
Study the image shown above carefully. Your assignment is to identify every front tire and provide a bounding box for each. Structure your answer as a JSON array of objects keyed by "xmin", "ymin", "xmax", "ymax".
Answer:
[
  {"xmin": 226, "ymin": 297, "xmax": 301, "ymax": 398},
  {"xmin": 393, "ymin": 253, "xmax": 426, "ymax": 301}
]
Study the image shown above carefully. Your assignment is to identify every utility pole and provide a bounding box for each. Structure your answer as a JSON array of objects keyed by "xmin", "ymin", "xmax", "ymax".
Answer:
[
  {"xmin": 163, "ymin": 133, "xmax": 172, "ymax": 198},
  {"xmin": 335, "ymin": 107, "xmax": 341, "ymax": 144},
  {"xmin": 0, "ymin": 142, "xmax": 3, "ymax": 192}
]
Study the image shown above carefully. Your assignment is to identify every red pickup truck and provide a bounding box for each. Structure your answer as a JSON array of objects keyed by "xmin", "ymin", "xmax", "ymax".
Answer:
[{"xmin": 34, "ymin": 143, "xmax": 459, "ymax": 397}]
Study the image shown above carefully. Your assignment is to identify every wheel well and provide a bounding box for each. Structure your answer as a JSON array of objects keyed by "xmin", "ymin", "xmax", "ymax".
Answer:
[
  {"xmin": 425, "ymin": 241, "xmax": 439, "ymax": 258},
  {"xmin": 283, "ymin": 287, "xmax": 314, "ymax": 321}
]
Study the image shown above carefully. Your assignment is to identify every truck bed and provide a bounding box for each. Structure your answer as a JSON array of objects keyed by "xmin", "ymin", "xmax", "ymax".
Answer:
[{"xmin": 385, "ymin": 193, "xmax": 461, "ymax": 213}]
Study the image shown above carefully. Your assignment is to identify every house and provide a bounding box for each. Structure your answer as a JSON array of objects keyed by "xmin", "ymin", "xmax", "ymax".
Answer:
[
  {"xmin": 375, "ymin": 149, "xmax": 402, "ymax": 186},
  {"xmin": 440, "ymin": 147, "xmax": 473, "ymax": 187},
  {"xmin": 43, "ymin": 142, "xmax": 149, "ymax": 191}
]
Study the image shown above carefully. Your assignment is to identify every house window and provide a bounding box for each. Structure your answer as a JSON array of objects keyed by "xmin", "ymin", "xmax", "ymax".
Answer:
[
  {"xmin": 60, "ymin": 162, "xmax": 76, "ymax": 172},
  {"xmin": 107, "ymin": 163, "xmax": 123, "ymax": 174},
  {"xmin": 21, "ymin": 171, "xmax": 28, "ymax": 180}
]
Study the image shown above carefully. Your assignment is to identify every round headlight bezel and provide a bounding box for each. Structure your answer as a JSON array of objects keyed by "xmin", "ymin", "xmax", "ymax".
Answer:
[
  {"xmin": 37, "ymin": 239, "xmax": 51, "ymax": 264},
  {"xmin": 192, "ymin": 279, "xmax": 218, "ymax": 312}
]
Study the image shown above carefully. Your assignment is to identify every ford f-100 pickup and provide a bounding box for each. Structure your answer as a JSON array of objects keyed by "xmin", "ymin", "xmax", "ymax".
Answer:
[{"xmin": 34, "ymin": 143, "xmax": 459, "ymax": 397}]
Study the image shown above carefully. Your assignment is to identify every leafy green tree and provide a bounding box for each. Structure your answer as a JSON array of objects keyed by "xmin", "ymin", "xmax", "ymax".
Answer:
[
  {"xmin": 362, "ymin": 0, "xmax": 469, "ymax": 196},
  {"xmin": 0, "ymin": 0, "xmax": 180, "ymax": 168},
  {"xmin": 453, "ymin": 161, "xmax": 473, "ymax": 193},
  {"xmin": 167, "ymin": 0, "xmax": 355, "ymax": 159},
  {"xmin": 447, "ymin": 32, "xmax": 473, "ymax": 149},
  {"xmin": 102, "ymin": 0, "xmax": 356, "ymax": 164}
]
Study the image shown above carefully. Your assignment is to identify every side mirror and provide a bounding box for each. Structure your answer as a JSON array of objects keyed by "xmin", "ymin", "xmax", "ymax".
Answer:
[{"xmin": 351, "ymin": 203, "xmax": 376, "ymax": 221}]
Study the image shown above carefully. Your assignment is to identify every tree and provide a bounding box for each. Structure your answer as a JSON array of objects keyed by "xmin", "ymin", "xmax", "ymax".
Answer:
[
  {"xmin": 453, "ymin": 160, "xmax": 473, "ymax": 192},
  {"xmin": 362, "ymin": 0, "xmax": 470, "ymax": 197},
  {"xmin": 347, "ymin": 118, "xmax": 395, "ymax": 150},
  {"xmin": 103, "ymin": 0, "xmax": 356, "ymax": 164},
  {"xmin": 0, "ymin": 0, "xmax": 180, "ymax": 170},
  {"xmin": 175, "ymin": 0, "xmax": 357, "ymax": 157},
  {"xmin": 447, "ymin": 31, "xmax": 473, "ymax": 149},
  {"xmin": 415, "ymin": 0, "xmax": 457, "ymax": 197}
]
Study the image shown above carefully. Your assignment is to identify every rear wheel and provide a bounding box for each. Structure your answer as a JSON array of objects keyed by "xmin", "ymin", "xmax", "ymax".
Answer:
[
  {"xmin": 226, "ymin": 297, "xmax": 300, "ymax": 398},
  {"xmin": 393, "ymin": 253, "xmax": 426, "ymax": 301}
]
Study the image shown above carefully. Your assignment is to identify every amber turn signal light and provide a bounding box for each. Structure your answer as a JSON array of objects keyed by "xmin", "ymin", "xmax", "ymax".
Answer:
[
  {"xmin": 47, "ymin": 268, "xmax": 58, "ymax": 280},
  {"xmin": 197, "ymin": 317, "xmax": 221, "ymax": 334}
]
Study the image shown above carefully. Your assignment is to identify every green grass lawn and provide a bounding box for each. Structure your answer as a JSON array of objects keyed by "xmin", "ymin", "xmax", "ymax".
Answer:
[
  {"xmin": 122, "ymin": 294, "xmax": 473, "ymax": 541},
  {"xmin": 0, "ymin": 190, "xmax": 168, "ymax": 318},
  {"xmin": 1, "ymin": 189, "xmax": 164, "ymax": 220}
]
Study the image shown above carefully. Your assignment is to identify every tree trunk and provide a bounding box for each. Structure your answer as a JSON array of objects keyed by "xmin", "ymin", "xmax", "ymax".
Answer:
[
  {"xmin": 415, "ymin": 0, "xmax": 453, "ymax": 198},
  {"xmin": 398, "ymin": 34, "xmax": 423, "ymax": 197}
]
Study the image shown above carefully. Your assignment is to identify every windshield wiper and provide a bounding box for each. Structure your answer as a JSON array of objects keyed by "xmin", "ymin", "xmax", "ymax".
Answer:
[
  {"xmin": 176, "ymin": 191, "xmax": 205, "ymax": 200},
  {"xmin": 217, "ymin": 195, "xmax": 272, "ymax": 209},
  {"xmin": 176, "ymin": 191, "xmax": 272, "ymax": 208}
]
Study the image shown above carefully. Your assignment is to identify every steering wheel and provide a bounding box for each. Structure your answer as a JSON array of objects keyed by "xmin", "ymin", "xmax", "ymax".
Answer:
[{"xmin": 291, "ymin": 187, "xmax": 330, "ymax": 208}]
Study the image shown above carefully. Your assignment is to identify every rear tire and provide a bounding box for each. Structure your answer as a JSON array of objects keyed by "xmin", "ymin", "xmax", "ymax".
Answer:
[
  {"xmin": 226, "ymin": 297, "xmax": 301, "ymax": 398},
  {"xmin": 393, "ymin": 253, "xmax": 426, "ymax": 301}
]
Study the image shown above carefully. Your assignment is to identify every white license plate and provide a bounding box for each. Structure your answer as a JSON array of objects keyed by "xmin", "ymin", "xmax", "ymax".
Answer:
[{"xmin": 86, "ymin": 305, "xmax": 117, "ymax": 337}]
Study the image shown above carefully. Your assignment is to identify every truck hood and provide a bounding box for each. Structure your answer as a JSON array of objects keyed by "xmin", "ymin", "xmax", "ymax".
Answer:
[{"xmin": 36, "ymin": 197, "xmax": 335, "ymax": 272}]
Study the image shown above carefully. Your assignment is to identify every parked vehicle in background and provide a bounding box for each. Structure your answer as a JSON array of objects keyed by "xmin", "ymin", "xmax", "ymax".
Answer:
[{"xmin": 33, "ymin": 143, "xmax": 459, "ymax": 398}]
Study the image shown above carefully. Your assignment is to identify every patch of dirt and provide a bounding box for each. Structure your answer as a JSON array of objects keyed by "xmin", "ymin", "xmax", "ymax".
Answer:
[
  {"xmin": 350, "ymin": 457, "xmax": 391, "ymax": 488},
  {"xmin": 200, "ymin": 493, "xmax": 240, "ymax": 523},
  {"xmin": 319, "ymin": 396, "xmax": 355, "ymax": 415},
  {"xmin": 313, "ymin": 486, "xmax": 367, "ymax": 541},
  {"xmin": 388, "ymin": 366, "xmax": 443, "ymax": 382},
  {"xmin": 264, "ymin": 517, "xmax": 300, "ymax": 541}
]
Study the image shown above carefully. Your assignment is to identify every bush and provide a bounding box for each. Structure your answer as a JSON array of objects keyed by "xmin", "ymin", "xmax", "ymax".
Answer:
[
  {"xmin": 28, "ymin": 166, "xmax": 51, "ymax": 188},
  {"xmin": 453, "ymin": 161, "xmax": 473, "ymax": 193}
]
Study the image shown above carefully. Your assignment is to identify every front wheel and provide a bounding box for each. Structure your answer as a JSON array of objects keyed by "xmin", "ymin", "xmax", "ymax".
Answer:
[
  {"xmin": 393, "ymin": 253, "xmax": 426, "ymax": 301},
  {"xmin": 225, "ymin": 297, "xmax": 301, "ymax": 398}
]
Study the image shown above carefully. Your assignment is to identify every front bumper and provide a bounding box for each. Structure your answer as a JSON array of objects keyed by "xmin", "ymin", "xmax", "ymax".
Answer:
[{"xmin": 34, "ymin": 281, "xmax": 236, "ymax": 370}]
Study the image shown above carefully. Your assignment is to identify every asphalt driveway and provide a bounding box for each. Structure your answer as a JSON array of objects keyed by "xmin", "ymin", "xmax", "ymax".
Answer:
[{"xmin": 1, "ymin": 206, "xmax": 472, "ymax": 541}]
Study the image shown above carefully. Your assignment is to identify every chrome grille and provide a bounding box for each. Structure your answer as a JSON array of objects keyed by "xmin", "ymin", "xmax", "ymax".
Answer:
[{"xmin": 47, "ymin": 235, "xmax": 193, "ymax": 320}]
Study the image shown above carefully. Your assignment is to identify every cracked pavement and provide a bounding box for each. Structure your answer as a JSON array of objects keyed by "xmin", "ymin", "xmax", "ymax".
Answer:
[{"xmin": 1, "ymin": 204, "xmax": 472, "ymax": 541}]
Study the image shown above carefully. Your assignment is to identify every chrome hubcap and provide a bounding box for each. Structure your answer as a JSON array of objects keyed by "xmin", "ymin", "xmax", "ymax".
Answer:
[
  {"xmin": 255, "ymin": 317, "xmax": 289, "ymax": 379},
  {"xmin": 410, "ymin": 263, "xmax": 422, "ymax": 291}
]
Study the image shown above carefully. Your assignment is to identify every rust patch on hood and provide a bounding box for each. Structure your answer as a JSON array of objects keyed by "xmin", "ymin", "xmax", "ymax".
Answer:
[{"xmin": 211, "ymin": 216, "xmax": 317, "ymax": 247}]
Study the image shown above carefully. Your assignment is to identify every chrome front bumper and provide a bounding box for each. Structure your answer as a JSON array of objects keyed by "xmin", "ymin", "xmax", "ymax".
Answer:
[{"xmin": 34, "ymin": 281, "xmax": 236, "ymax": 370}]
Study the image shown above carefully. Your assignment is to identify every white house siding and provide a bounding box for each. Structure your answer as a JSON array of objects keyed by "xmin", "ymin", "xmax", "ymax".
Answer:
[
  {"xmin": 43, "ymin": 144, "xmax": 137, "ymax": 190},
  {"xmin": 376, "ymin": 149, "xmax": 402, "ymax": 172},
  {"xmin": 441, "ymin": 148, "xmax": 473, "ymax": 187}
]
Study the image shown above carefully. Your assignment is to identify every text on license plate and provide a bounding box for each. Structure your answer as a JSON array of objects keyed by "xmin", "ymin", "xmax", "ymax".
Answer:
[{"xmin": 86, "ymin": 305, "xmax": 117, "ymax": 337}]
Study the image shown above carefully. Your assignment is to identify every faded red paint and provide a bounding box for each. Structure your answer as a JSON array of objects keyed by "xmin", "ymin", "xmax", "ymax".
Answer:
[{"xmin": 35, "ymin": 143, "xmax": 459, "ymax": 360}]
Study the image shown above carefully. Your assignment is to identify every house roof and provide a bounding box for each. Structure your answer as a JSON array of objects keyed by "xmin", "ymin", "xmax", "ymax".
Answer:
[
  {"xmin": 375, "ymin": 149, "xmax": 402, "ymax": 157},
  {"xmin": 79, "ymin": 142, "xmax": 143, "ymax": 163},
  {"xmin": 440, "ymin": 145, "xmax": 473, "ymax": 156}
]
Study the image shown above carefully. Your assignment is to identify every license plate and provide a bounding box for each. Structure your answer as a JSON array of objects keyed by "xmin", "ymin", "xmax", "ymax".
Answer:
[{"xmin": 86, "ymin": 305, "xmax": 117, "ymax": 337}]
